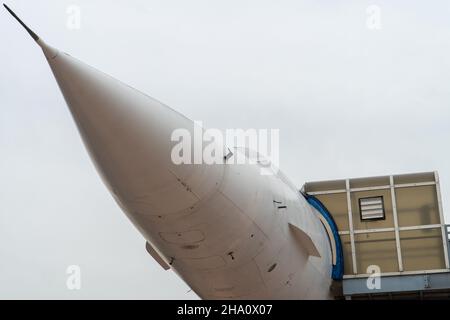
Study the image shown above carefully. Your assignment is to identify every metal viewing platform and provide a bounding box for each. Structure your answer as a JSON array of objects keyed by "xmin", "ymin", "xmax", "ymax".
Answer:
[{"xmin": 303, "ymin": 171, "xmax": 450, "ymax": 299}]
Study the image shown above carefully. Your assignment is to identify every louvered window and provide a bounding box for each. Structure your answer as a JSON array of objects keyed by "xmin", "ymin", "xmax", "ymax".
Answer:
[{"xmin": 359, "ymin": 196, "xmax": 385, "ymax": 221}]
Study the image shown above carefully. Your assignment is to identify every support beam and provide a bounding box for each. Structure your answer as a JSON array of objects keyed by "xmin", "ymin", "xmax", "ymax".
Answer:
[
  {"xmin": 346, "ymin": 179, "xmax": 357, "ymax": 274},
  {"xmin": 435, "ymin": 171, "xmax": 450, "ymax": 269},
  {"xmin": 390, "ymin": 176, "xmax": 403, "ymax": 272}
]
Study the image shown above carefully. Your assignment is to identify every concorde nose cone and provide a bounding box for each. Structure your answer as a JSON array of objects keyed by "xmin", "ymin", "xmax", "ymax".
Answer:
[
  {"xmin": 46, "ymin": 51, "xmax": 223, "ymax": 217},
  {"xmin": 4, "ymin": 4, "xmax": 224, "ymax": 221}
]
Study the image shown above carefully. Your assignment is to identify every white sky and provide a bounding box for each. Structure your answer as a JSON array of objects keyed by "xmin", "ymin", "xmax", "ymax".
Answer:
[{"xmin": 1, "ymin": 0, "xmax": 450, "ymax": 299}]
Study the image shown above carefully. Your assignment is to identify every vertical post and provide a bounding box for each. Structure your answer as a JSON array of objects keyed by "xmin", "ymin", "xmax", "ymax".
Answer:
[
  {"xmin": 346, "ymin": 179, "xmax": 358, "ymax": 274},
  {"xmin": 390, "ymin": 175, "xmax": 403, "ymax": 272},
  {"xmin": 435, "ymin": 171, "xmax": 450, "ymax": 269}
]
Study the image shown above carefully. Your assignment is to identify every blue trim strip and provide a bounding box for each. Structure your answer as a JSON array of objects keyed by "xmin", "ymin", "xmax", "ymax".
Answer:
[{"xmin": 303, "ymin": 193, "xmax": 344, "ymax": 281}]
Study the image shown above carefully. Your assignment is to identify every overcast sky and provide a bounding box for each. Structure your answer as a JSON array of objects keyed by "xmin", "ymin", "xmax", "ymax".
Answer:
[{"xmin": 1, "ymin": 0, "xmax": 450, "ymax": 299}]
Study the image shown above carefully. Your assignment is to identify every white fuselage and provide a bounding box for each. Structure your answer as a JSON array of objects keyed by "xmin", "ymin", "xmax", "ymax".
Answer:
[
  {"xmin": 31, "ymin": 39, "xmax": 333, "ymax": 299},
  {"xmin": 127, "ymin": 152, "xmax": 333, "ymax": 299}
]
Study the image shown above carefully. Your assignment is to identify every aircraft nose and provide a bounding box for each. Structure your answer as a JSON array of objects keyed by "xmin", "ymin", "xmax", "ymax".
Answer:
[
  {"xmin": 4, "ymin": 3, "xmax": 224, "ymax": 220},
  {"xmin": 45, "ymin": 50, "xmax": 224, "ymax": 218}
]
